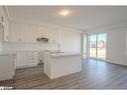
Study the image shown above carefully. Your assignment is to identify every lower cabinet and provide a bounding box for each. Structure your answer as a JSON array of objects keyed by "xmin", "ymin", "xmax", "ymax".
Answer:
[
  {"xmin": 38, "ymin": 51, "xmax": 45, "ymax": 63},
  {"xmin": 16, "ymin": 51, "xmax": 38, "ymax": 69},
  {"xmin": 0, "ymin": 54, "xmax": 15, "ymax": 81}
]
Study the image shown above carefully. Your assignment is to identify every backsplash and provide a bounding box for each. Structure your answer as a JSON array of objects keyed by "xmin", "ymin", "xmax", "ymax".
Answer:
[{"xmin": 0, "ymin": 42, "xmax": 58, "ymax": 51}]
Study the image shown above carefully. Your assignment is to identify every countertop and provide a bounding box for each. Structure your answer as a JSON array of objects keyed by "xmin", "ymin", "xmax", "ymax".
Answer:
[
  {"xmin": 0, "ymin": 50, "xmax": 41, "ymax": 55},
  {"xmin": 45, "ymin": 52, "xmax": 81, "ymax": 57},
  {"xmin": 0, "ymin": 50, "xmax": 81, "ymax": 56},
  {"xmin": 0, "ymin": 51, "xmax": 17, "ymax": 55}
]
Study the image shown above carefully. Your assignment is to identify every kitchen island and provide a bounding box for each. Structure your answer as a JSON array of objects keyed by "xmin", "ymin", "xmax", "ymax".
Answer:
[{"xmin": 44, "ymin": 52, "xmax": 82, "ymax": 79}]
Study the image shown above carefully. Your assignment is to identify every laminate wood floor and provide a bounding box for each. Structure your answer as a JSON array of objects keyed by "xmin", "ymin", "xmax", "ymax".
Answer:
[{"xmin": 1, "ymin": 59, "xmax": 127, "ymax": 89}]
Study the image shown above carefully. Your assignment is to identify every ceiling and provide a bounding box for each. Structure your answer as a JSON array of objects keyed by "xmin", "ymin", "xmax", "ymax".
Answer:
[{"xmin": 7, "ymin": 6, "xmax": 127, "ymax": 30}]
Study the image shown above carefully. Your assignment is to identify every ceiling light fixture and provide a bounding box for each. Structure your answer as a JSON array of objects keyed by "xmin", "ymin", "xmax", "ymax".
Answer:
[{"xmin": 59, "ymin": 9, "xmax": 70, "ymax": 16}]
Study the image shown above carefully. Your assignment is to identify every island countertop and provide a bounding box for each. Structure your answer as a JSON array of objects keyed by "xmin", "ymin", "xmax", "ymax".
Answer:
[{"xmin": 45, "ymin": 52, "xmax": 81, "ymax": 57}]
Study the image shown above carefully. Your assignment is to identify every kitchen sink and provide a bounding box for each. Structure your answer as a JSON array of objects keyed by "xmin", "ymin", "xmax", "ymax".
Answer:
[{"xmin": 48, "ymin": 51, "xmax": 64, "ymax": 54}]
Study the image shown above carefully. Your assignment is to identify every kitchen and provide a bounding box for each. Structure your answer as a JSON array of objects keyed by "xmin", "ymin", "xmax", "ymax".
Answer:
[
  {"xmin": 1, "ymin": 6, "xmax": 127, "ymax": 89},
  {"xmin": 0, "ymin": 6, "xmax": 81, "ymax": 81}
]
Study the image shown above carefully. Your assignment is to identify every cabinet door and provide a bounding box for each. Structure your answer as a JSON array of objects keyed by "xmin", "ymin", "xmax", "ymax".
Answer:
[
  {"xmin": 27, "ymin": 52, "xmax": 38, "ymax": 66},
  {"xmin": 16, "ymin": 52, "xmax": 27, "ymax": 68},
  {"xmin": 16, "ymin": 52, "xmax": 38, "ymax": 69},
  {"xmin": 47, "ymin": 29, "xmax": 60, "ymax": 44},
  {"xmin": 0, "ymin": 6, "xmax": 4, "ymax": 25},
  {"xmin": 38, "ymin": 51, "xmax": 44, "ymax": 63},
  {"xmin": 10, "ymin": 23, "xmax": 37, "ymax": 42},
  {"xmin": 0, "ymin": 6, "xmax": 9, "ymax": 41},
  {"xmin": 37, "ymin": 27, "xmax": 50, "ymax": 41},
  {"xmin": 10, "ymin": 23, "xmax": 21, "ymax": 42},
  {"xmin": 48, "ymin": 31, "xmax": 56, "ymax": 44},
  {"xmin": 20, "ymin": 25, "xmax": 36, "ymax": 42},
  {"xmin": 3, "ymin": 16, "xmax": 9, "ymax": 41},
  {"xmin": 54, "ymin": 31, "xmax": 61, "ymax": 44}
]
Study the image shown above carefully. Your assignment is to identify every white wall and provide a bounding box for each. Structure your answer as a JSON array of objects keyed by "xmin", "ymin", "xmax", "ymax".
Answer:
[
  {"xmin": 106, "ymin": 30, "xmax": 127, "ymax": 65},
  {"xmin": 2, "ymin": 42, "xmax": 57, "ymax": 51},
  {"xmin": 83, "ymin": 34, "xmax": 87, "ymax": 58},
  {"xmin": 1, "ymin": 20, "xmax": 81, "ymax": 52},
  {"xmin": 59, "ymin": 29, "xmax": 81, "ymax": 52}
]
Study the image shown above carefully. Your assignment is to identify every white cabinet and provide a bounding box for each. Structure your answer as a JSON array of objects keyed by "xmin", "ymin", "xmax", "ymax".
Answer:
[
  {"xmin": 0, "ymin": 6, "xmax": 4, "ymax": 25},
  {"xmin": 10, "ymin": 23, "xmax": 52, "ymax": 43},
  {"xmin": 38, "ymin": 51, "xmax": 45, "ymax": 63},
  {"xmin": 10, "ymin": 23, "xmax": 21, "ymax": 42},
  {"xmin": 10, "ymin": 23, "xmax": 36, "ymax": 42},
  {"xmin": 16, "ymin": 51, "xmax": 38, "ymax": 69},
  {"xmin": 0, "ymin": 6, "xmax": 9, "ymax": 41},
  {"xmin": 9, "ymin": 21, "xmax": 62, "ymax": 44},
  {"xmin": 0, "ymin": 54, "xmax": 15, "ymax": 81},
  {"xmin": 37, "ymin": 27, "xmax": 49, "ymax": 38},
  {"xmin": 20, "ymin": 25, "xmax": 36, "ymax": 42},
  {"xmin": 49, "ymin": 31, "xmax": 59, "ymax": 44},
  {"xmin": 10, "ymin": 23, "xmax": 58, "ymax": 43},
  {"xmin": 3, "ymin": 14, "xmax": 9, "ymax": 41}
]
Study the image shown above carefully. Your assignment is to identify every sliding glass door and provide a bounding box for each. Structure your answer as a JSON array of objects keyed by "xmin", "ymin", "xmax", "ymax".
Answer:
[
  {"xmin": 88, "ymin": 33, "xmax": 107, "ymax": 60},
  {"xmin": 97, "ymin": 34, "xmax": 106, "ymax": 59},
  {"xmin": 89, "ymin": 35, "xmax": 97, "ymax": 58}
]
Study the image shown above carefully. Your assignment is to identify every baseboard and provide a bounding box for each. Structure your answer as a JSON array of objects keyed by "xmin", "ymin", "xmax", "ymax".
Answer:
[
  {"xmin": 16, "ymin": 64, "xmax": 37, "ymax": 69},
  {"xmin": 106, "ymin": 61, "xmax": 127, "ymax": 67}
]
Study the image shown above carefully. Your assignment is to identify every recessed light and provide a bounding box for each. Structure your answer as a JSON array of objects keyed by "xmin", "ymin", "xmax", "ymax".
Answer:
[{"xmin": 59, "ymin": 9, "xmax": 70, "ymax": 16}]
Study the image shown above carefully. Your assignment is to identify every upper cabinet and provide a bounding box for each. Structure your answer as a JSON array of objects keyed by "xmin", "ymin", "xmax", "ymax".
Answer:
[
  {"xmin": 0, "ymin": 7, "xmax": 4, "ymax": 25},
  {"xmin": 0, "ymin": 6, "xmax": 10, "ymax": 41},
  {"xmin": 10, "ymin": 23, "xmax": 37, "ymax": 42},
  {"xmin": 10, "ymin": 22, "xmax": 59, "ymax": 43},
  {"xmin": 37, "ymin": 26, "xmax": 58, "ymax": 44}
]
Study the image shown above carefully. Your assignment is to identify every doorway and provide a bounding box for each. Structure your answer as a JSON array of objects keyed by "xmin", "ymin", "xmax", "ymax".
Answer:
[{"xmin": 88, "ymin": 33, "xmax": 107, "ymax": 60}]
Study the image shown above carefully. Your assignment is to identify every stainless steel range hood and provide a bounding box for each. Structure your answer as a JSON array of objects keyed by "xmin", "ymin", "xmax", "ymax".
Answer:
[{"xmin": 36, "ymin": 37, "xmax": 49, "ymax": 42}]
